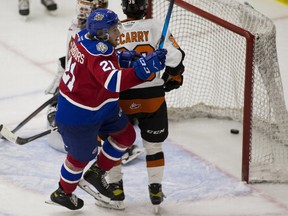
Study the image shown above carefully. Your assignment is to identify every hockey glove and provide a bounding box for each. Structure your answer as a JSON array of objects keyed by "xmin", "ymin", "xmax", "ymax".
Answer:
[
  {"xmin": 133, "ymin": 49, "xmax": 167, "ymax": 81},
  {"xmin": 117, "ymin": 50, "xmax": 142, "ymax": 68},
  {"xmin": 163, "ymin": 74, "xmax": 183, "ymax": 92},
  {"xmin": 162, "ymin": 59, "xmax": 185, "ymax": 92}
]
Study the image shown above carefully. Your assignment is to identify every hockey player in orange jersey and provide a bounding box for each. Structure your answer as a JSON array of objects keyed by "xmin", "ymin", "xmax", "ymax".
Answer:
[{"xmin": 94, "ymin": 0, "xmax": 186, "ymax": 212}]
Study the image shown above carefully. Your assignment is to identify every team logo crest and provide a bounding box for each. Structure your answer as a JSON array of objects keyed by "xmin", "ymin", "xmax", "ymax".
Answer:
[
  {"xmin": 96, "ymin": 42, "xmax": 108, "ymax": 53},
  {"xmin": 94, "ymin": 14, "xmax": 104, "ymax": 21},
  {"xmin": 130, "ymin": 103, "xmax": 141, "ymax": 110}
]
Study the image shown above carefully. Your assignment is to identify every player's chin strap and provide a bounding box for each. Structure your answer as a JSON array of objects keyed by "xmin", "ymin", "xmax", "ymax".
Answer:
[{"xmin": 0, "ymin": 124, "xmax": 58, "ymax": 145}]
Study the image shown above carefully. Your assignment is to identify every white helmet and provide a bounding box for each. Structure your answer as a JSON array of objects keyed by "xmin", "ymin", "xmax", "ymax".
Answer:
[{"xmin": 76, "ymin": 0, "xmax": 108, "ymax": 20}]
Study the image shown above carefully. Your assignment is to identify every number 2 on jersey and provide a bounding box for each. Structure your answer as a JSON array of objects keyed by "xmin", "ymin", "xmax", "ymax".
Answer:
[{"xmin": 62, "ymin": 58, "xmax": 116, "ymax": 92}]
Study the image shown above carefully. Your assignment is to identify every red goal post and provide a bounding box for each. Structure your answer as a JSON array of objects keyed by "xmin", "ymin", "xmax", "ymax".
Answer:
[{"xmin": 147, "ymin": 0, "xmax": 288, "ymax": 183}]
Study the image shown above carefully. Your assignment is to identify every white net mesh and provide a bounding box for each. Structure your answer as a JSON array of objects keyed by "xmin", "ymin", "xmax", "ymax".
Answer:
[{"xmin": 150, "ymin": 0, "xmax": 288, "ymax": 182}]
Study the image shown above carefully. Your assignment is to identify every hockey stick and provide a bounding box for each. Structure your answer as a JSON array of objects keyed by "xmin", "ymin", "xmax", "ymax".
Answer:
[
  {"xmin": 12, "ymin": 94, "xmax": 58, "ymax": 133},
  {"xmin": 9, "ymin": 93, "xmax": 58, "ymax": 134},
  {"xmin": 158, "ymin": 0, "xmax": 175, "ymax": 49},
  {"xmin": 0, "ymin": 124, "xmax": 58, "ymax": 145}
]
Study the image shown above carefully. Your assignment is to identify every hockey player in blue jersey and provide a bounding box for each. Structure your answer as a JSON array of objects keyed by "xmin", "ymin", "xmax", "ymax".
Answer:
[
  {"xmin": 48, "ymin": 8, "xmax": 167, "ymax": 210},
  {"xmin": 45, "ymin": 0, "xmax": 144, "ymax": 164}
]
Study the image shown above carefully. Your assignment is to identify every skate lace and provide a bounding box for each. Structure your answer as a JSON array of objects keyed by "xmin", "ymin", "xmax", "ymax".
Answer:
[
  {"xmin": 101, "ymin": 175, "xmax": 109, "ymax": 189},
  {"xmin": 70, "ymin": 194, "xmax": 78, "ymax": 207}
]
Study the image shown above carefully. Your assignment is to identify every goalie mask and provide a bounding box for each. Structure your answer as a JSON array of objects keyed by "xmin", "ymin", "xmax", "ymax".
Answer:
[
  {"xmin": 76, "ymin": 0, "xmax": 108, "ymax": 20},
  {"xmin": 121, "ymin": 0, "xmax": 148, "ymax": 19}
]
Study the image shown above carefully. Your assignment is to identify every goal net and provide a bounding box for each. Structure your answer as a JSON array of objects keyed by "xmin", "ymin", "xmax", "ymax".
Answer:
[{"xmin": 147, "ymin": 0, "xmax": 288, "ymax": 183}]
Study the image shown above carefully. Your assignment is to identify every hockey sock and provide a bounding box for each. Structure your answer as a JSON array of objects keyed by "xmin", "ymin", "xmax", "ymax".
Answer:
[{"xmin": 59, "ymin": 154, "xmax": 88, "ymax": 194}]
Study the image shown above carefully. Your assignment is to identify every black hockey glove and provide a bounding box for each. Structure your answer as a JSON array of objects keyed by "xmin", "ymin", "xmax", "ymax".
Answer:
[
  {"xmin": 162, "ymin": 61, "xmax": 185, "ymax": 92},
  {"xmin": 163, "ymin": 74, "xmax": 183, "ymax": 92}
]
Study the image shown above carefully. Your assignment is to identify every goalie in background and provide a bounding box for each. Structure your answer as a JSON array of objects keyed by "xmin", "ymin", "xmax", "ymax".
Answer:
[{"xmin": 97, "ymin": 0, "xmax": 185, "ymax": 211}]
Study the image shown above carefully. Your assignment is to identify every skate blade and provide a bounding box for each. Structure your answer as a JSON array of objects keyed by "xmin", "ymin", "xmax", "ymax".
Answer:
[
  {"xmin": 153, "ymin": 205, "xmax": 160, "ymax": 214},
  {"xmin": 95, "ymin": 199, "xmax": 125, "ymax": 210},
  {"xmin": 48, "ymin": 10, "xmax": 58, "ymax": 16},
  {"xmin": 121, "ymin": 150, "xmax": 143, "ymax": 165},
  {"xmin": 44, "ymin": 10, "xmax": 58, "ymax": 16},
  {"xmin": 19, "ymin": 15, "xmax": 29, "ymax": 22},
  {"xmin": 45, "ymin": 200, "xmax": 61, "ymax": 207},
  {"xmin": 78, "ymin": 179, "xmax": 111, "ymax": 203}
]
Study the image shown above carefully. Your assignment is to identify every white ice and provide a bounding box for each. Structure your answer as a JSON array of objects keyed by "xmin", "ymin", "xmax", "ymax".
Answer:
[{"xmin": 0, "ymin": 0, "xmax": 288, "ymax": 215}]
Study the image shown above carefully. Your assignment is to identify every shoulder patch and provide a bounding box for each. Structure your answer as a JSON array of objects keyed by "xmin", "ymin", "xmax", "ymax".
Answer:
[{"xmin": 96, "ymin": 42, "xmax": 108, "ymax": 53}]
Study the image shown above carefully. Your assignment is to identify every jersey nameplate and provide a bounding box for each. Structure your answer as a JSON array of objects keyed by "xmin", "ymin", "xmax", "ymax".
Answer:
[{"xmin": 118, "ymin": 31, "xmax": 149, "ymax": 45}]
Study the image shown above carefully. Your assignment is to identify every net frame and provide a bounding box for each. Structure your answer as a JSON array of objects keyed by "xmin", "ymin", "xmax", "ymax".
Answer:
[{"xmin": 147, "ymin": 0, "xmax": 288, "ymax": 183}]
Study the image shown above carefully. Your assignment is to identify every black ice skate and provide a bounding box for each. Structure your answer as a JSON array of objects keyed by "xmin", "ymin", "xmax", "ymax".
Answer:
[
  {"xmin": 49, "ymin": 186, "xmax": 84, "ymax": 210},
  {"xmin": 41, "ymin": 0, "xmax": 57, "ymax": 11},
  {"xmin": 18, "ymin": 0, "xmax": 29, "ymax": 16},
  {"xmin": 110, "ymin": 180, "xmax": 125, "ymax": 201},
  {"xmin": 78, "ymin": 164, "xmax": 113, "ymax": 203},
  {"xmin": 149, "ymin": 183, "xmax": 165, "ymax": 213},
  {"xmin": 94, "ymin": 180, "xmax": 125, "ymax": 210}
]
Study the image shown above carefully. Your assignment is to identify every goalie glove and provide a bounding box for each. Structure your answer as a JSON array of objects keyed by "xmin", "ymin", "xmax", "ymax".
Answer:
[
  {"xmin": 133, "ymin": 49, "xmax": 167, "ymax": 81},
  {"xmin": 117, "ymin": 50, "xmax": 142, "ymax": 68},
  {"xmin": 45, "ymin": 56, "xmax": 66, "ymax": 95}
]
